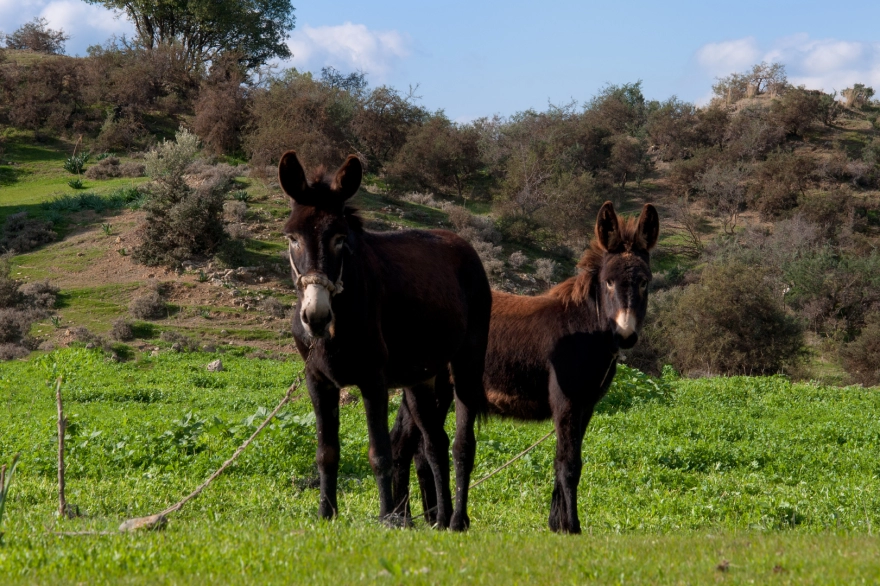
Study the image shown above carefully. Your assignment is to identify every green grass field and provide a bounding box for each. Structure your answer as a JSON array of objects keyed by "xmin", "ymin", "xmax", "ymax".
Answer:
[{"xmin": 1, "ymin": 349, "xmax": 878, "ymax": 583}]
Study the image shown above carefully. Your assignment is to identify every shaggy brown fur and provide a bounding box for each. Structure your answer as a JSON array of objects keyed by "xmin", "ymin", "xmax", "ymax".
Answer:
[{"xmin": 392, "ymin": 201, "xmax": 659, "ymax": 533}]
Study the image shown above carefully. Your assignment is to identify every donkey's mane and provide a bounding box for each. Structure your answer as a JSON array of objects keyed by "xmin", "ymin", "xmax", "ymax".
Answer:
[
  {"xmin": 549, "ymin": 214, "xmax": 644, "ymax": 307},
  {"xmin": 305, "ymin": 165, "xmax": 364, "ymax": 233}
]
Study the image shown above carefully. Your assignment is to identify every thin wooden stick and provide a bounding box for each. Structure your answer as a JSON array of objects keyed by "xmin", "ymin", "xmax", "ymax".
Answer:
[
  {"xmin": 119, "ymin": 377, "xmax": 302, "ymax": 532},
  {"xmin": 56, "ymin": 377, "xmax": 67, "ymax": 519}
]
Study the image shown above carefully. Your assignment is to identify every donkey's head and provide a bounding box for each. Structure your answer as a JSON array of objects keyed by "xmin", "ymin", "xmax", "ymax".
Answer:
[
  {"xmin": 279, "ymin": 151, "xmax": 362, "ymax": 339},
  {"xmin": 593, "ymin": 201, "xmax": 659, "ymax": 349}
]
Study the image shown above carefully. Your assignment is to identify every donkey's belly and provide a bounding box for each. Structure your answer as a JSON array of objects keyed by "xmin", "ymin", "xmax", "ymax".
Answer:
[{"xmin": 484, "ymin": 365, "xmax": 552, "ymax": 421}]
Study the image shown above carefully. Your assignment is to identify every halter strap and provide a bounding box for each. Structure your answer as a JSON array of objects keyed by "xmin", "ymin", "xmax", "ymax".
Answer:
[{"xmin": 288, "ymin": 241, "xmax": 344, "ymax": 296}]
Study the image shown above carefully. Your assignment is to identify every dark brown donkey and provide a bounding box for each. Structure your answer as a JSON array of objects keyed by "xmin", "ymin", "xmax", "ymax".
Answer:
[
  {"xmin": 391, "ymin": 201, "xmax": 659, "ymax": 533},
  {"xmin": 280, "ymin": 151, "xmax": 491, "ymax": 530}
]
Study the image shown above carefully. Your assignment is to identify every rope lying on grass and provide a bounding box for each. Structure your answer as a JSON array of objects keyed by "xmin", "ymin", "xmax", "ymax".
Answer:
[
  {"xmin": 403, "ymin": 429, "xmax": 555, "ymax": 523},
  {"xmin": 117, "ymin": 377, "xmax": 303, "ymax": 532}
]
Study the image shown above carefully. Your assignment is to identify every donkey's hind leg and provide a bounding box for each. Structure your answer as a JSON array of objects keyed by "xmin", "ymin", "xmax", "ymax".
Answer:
[
  {"xmin": 449, "ymin": 354, "xmax": 487, "ymax": 532},
  {"xmin": 390, "ymin": 396, "xmax": 420, "ymax": 525},
  {"xmin": 403, "ymin": 379, "xmax": 453, "ymax": 528}
]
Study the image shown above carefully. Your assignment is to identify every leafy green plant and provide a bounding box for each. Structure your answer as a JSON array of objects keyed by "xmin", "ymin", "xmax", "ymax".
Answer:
[
  {"xmin": 63, "ymin": 152, "xmax": 90, "ymax": 175},
  {"xmin": 230, "ymin": 190, "xmax": 250, "ymax": 202},
  {"xmin": 100, "ymin": 223, "xmax": 112, "ymax": 236},
  {"xmin": 67, "ymin": 178, "xmax": 84, "ymax": 189},
  {"xmin": 0, "ymin": 453, "xmax": 20, "ymax": 544}
]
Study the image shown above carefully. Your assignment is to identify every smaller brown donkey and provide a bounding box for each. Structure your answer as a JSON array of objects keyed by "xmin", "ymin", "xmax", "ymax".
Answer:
[
  {"xmin": 391, "ymin": 201, "xmax": 659, "ymax": 533},
  {"xmin": 280, "ymin": 151, "xmax": 491, "ymax": 530}
]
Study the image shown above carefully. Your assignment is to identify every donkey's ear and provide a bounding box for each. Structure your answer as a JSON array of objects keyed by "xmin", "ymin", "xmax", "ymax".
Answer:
[
  {"xmin": 278, "ymin": 151, "xmax": 310, "ymax": 204},
  {"xmin": 595, "ymin": 201, "xmax": 620, "ymax": 252},
  {"xmin": 636, "ymin": 203, "xmax": 660, "ymax": 250},
  {"xmin": 332, "ymin": 155, "xmax": 362, "ymax": 201}
]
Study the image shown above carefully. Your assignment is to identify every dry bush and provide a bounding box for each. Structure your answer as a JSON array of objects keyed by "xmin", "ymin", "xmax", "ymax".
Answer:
[
  {"xmin": 0, "ymin": 343, "xmax": 29, "ymax": 360},
  {"xmin": 185, "ymin": 160, "xmax": 240, "ymax": 193},
  {"xmin": 750, "ymin": 150, "xmax": 815, "ymax": 219},
  {"xmin": 160, "ymin": 330, "xmax": 200, "ymax": 352},
  {"xmin": 193, "ymin": 59, "xmax": 248, "ymax": 155},
  {"xmin": 535, "ymin": 258, "xmax": 557, "ymax": 286},
  {"xmin": 841, "ymin": 312, "xmax": 880, "ymax": 386},
  {"xmin": 129, "ymin": 291, "xmax": 166, "ymax": 319},
  {"xmin": 261, "ymin": 296, "xmax": 288, "ymax": 318},
  {"xmin": 770, "ymin": 88, "xmax": 822, "ymax": 137},
  {"xmin": 19, "ymin": 280, "xmax": 58, "ymax": 310},
  {"xmin": 226, "ymin": 223, "xmax": 252, "ymax": 240},
  {"xmin": 224, "ymin": 201, "xmax": 248, "ymax": 223},
  {"xmin": 95, "ymin": 114, "xmax": 149, "ymax": 152},
  {"xmin": 651, "ymin": 260, "xmax": 803, "ymax": 375},
  {"xmin": 245, "ymin": 71, "xmax": 355, "ymax": 169},
  {"xmin": 0, "ymin": 212, "xmax": 56, "ymax": 254},
  {"xmin": 466, "ymin": 240, "xmax": 503, "ymax": 279},
  {"xmin": 84, "ymin": 156, "xmax": 121, "ymax": 180},
  {"xmin": 402, "ymin": 192, "xmax": 439, "ymax": 207},
  {"xmin": 723, "ymin": 106, "xmax": 787, "ymax": 161},
  {"xmin": 109, "ymin": 318, "xmax": 134, "ymax": 341},
  {"xmin": 119, "ymin": 161, "xmax": 146, "ymax": 177},
  {"xmin": 507, "ymin": 250, "xmax": 526, "ymax": 270}
]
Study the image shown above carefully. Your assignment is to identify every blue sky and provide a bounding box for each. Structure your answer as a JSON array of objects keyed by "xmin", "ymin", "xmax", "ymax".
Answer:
[{"xmin": 2, "ymin": 1, "xmax": 879, "ymax": 121}]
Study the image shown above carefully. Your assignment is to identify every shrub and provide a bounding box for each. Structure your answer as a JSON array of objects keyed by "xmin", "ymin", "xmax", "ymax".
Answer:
[
  {"xmin": 18, "ymin": 280, "xmax": 58, "ymax": 310},
  {"xmin": 193, "ymin": 59, "xmax": 248, "ymax": 155},
  {"xmin": 508, "ymin": 250, "xmax": 527, "ymax": 270},
  {"xmin": 133, "ymin": 129, "xmax": 229, "ymax": 267},
  {"xmin": 841, "ymin": 312, "xmax": 880, "ymax": 386},
  {"xmin": 652, "ymin": 260, "xmax": 803, "ymax": 375},
  {"xmin": 261, "ymin": 297, "xmax": 288, "ymax": 318},
  {"xmin": 224, "ymin": 200, "xmax": 247, "ymax": 222},
  {"xmin": 129, "ymin": 291, "xmax": 166, "ymax": 319},
  {"xmin": 535, "ymin": 258, "xmax": 557, "ymax": 286},
  {"xmin": 119, "ymin": 162, "xmax": 146, "ymax": 177},
  {"xmin": 95, "ymin": 114, "xmax": 149, "ymax": 152},
  {"xmin": 63, "ymin": 152, "xmax": 90, "ymax": 175},
  {"xmin": 109, "ymin": 318, "xmax": 134, "ymax": 341},
  {"xmin": 0, "ymin": 212, "xmax": 56, "ymax": 254},
  {"xmin": 160, "ymin": 330, "xmax": 200, "ymax": 352},
  {"xmin": 84, "ymin": 156, "xmax": 121, "ymax": 179},
  {"xmin": 750, "ymin": 150, "xmax": 815, "ymax": 219}
]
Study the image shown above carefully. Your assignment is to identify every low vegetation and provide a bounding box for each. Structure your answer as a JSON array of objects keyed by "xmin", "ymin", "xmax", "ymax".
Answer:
[{"xmin": 0, "ymin": 349, "xmax": 878, "ymax": 582}]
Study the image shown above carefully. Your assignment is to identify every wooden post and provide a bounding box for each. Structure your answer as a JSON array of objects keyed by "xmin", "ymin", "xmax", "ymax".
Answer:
[{"xmin": 56, "ymin": 377, "xmax": 67, "ymax": 518}]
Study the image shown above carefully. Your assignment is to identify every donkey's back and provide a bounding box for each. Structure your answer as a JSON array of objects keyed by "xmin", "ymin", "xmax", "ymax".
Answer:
[{"xmin": 363, "ymin": 228, "xmax": 492, "ymax": 388}]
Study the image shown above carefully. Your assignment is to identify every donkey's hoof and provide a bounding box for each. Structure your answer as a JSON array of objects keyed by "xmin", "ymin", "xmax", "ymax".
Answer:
[{"xmin": 450, "ymin": 511, "xmax": 470, "ymax": 532}]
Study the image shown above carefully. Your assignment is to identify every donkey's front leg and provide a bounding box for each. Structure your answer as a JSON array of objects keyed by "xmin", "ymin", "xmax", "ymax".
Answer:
[
  {"xmin": 548, "ymin": 369, "xmax": 588, "ymax": 534},
  {"xmin": 360, "ymin": 378, "xmax": 396, "ymax": 523},
  {"xmin": 307, "ymin": 371, "xmax": 341, "ymax": 520}
]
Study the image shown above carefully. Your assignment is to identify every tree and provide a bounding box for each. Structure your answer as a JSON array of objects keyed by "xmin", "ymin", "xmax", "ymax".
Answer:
[
  {"xmin": 388, "ymin": 115, "xmax": 484, "ymax": 200},
  {"xmin": 841, "ymin": 84, "xmax": 875, "ymax": 109},
  {"xmin": 4, "ymin": 18, "xmax": 69, "ymax": 54},
  {"xmin": 696, "ymin": 163, "xmax": 748, "ymax": 234},
  {"xmin": 86, "ymin": 0, "xmax": 295, "ymax": 72},
  {"xmin": 713, "ymin": 62, "xmax": 787, "ymax": 103}
]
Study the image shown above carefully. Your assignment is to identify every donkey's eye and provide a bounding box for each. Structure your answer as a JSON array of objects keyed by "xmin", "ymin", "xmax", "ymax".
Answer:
[
  {"xmin": 639, "ymin": 280, "xmax": 648, "ymax": 294},
  {"xmin": 287, "ymin": 236, "xmax": 300, "ymax": 249},
  {"xmin": 605, "ymin": 281, "xmax": 614, "ymax": 291},
  {"xmin": 331, "ymin": 234, "xmax": 346, "ymax": 251}
]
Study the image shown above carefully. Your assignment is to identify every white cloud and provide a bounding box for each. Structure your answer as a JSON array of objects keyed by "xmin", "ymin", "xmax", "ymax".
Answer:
[
  {"xmin": 695, "ymin": 35, "xmax": 880, "ymax": 96},
  {"xmin": 284, "ymin": 22, "xmax": 411, "ymax": 81},
  {"xmin": 695, "ymin": 37, "xmax": 761, "ymax": 77}
]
